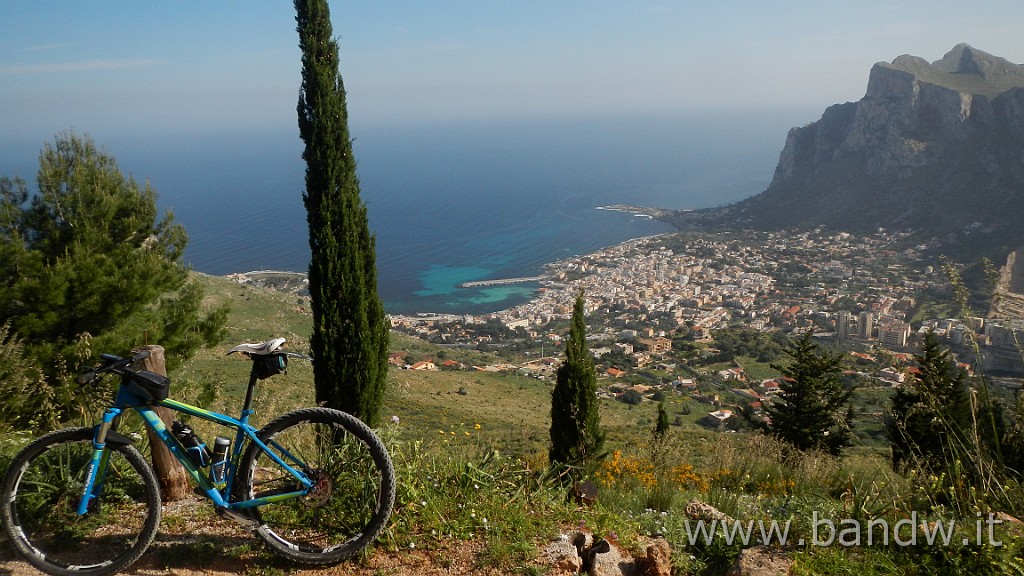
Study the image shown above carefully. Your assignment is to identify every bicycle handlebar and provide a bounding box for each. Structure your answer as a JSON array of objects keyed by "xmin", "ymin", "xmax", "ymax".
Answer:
[{"xmin": 76, "ymin": 349, "xmax": 152, "ymax": 386}]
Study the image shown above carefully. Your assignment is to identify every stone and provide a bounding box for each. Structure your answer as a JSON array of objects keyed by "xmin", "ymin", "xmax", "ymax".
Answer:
[
  {"xmin": 636, "ymin": 537, "xmax": 672, "ymax": 576},
  {"xmin": 540, "ymin": 529, "xmax": 672, "ymax": 576},
  {"xmin": 726, "ymin": 546, "xmax": 793, "ymax": 576},
  {"xmin": 570, "ymin": 529, "xmax": 594, "ymax": 553},
  {"xmin": 997, "ymin": 512, "xmax": 1022, "ymax": 525},
  {"xmin": 574, "ymin": 480, "xmax": 600, "ymax": 507},
  {"xmin": 684, "ymin": 499, "xmax": 736, "ymax": 525},
  {"xmin": 588, "ymin": 538, "xmax": 637, "ymax": 576},
  {"xmin": 539, "ymin": 537, "xmax": 583, "ymax": 576},
  {"xmin": 996, "ymin": 512, "xmax": 1024, "ymax": 539}
]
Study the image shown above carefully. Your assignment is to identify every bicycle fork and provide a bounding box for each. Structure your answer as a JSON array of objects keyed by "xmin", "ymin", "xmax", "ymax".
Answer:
[
  {"xmin": 77, "ymin": 408, "xmax": 122, "ymax": 515},
  {"xmin": 77, "ymin": 407, "xmax": 216, "ymax": 514}
]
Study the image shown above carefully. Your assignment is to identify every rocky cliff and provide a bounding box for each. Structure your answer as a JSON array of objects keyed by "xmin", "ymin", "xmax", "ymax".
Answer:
[{"xmin": 677, "ymin": 44, "xmax": 1024, "ymax": 260}]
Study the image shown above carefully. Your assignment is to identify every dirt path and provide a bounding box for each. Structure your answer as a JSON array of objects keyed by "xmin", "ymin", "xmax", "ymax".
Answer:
[
  {"xmin": 1, "ymin": 496, "xmax": 515, "ymax": 576},
  {"xmin": 2, "ymin": 539, "xmax": 509, "ymax": 576}
]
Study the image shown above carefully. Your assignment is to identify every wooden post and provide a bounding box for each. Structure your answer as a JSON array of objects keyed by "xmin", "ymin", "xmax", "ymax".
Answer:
[{"xmin": 135, "ymin": 345, "xmax": 191, "ymax": 501}]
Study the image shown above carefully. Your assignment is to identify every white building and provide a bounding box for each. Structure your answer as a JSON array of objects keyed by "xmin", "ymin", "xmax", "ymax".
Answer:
[{"xmin": 878, "ymin": 321, "xmax": 910, "ymax": 347}]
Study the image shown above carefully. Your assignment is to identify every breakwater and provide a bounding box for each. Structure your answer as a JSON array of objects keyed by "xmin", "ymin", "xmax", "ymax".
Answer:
[{"xmin": 459, "ymin": 276, "xmax": 545, "ymax": 288}]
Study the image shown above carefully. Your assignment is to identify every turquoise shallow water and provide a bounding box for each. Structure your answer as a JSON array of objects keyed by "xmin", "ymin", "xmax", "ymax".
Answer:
[
  {"xmin": 416, "ymin": 265, "xmax": 493, "ymax": 297},
  {"xmin": 412, "ymin": 264, "xmax": 540, "ymax": 312}
]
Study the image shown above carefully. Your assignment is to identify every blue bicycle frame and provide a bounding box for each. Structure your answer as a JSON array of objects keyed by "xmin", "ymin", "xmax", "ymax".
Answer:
[{"xmin": 78, "ymin": 372, "xmax": 315, "ymax": 517}]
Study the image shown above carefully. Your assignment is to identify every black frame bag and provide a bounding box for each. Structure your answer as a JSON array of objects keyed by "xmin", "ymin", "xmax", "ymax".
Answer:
[{"xmin": 125, "ymin": 370, "xmax": 170, "ymax": 403}]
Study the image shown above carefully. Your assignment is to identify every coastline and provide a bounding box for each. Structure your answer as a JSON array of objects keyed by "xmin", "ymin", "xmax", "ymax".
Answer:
[
  {"xmin": 386, "ymin": 231, "xmax": 675, "ymax": 324},
  {"xmin": 222, "ymin": 206, "xmax": 681, "ymax": 318}
]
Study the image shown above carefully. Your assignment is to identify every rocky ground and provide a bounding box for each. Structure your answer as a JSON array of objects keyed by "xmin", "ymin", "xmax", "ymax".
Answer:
[
  {"xmin": 1, "ymin": 498, "xmax": 787, "ymax": 576},
  {"xmin": 1, "ymin": 548, "xmax": 501, "ymax": 576}
]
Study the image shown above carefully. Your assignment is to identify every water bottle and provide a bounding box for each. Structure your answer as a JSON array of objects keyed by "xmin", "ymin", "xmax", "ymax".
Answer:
[
  {"xmin": 210, "ymin": 436, "xmax": 231, "ymax": 484},
  {"xmin": 171, "ymin": 420, "xmax": 211, "ymax": 468}
]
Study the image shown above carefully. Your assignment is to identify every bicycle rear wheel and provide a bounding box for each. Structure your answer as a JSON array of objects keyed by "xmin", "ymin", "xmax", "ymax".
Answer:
[
  {"xmin": 237, "ymin": 407, "xmax": 395, "ymax": 565},
  {"xmin": 0, "ymin": 427, "xmax": 161, "ymax": 576}
]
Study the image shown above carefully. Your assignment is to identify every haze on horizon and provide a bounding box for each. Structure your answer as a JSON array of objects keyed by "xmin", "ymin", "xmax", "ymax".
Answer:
[
  {"xmin": 1, "ymin": 0, "xmax": 1021, "ymax": 202},
  {"xmin": 3, "ymin": 2, "xmax": 1021, "ymax": 130}
]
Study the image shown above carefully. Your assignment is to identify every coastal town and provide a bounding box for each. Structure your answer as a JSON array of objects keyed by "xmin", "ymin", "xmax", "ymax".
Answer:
[
  {"xmin": 391, "ymin": 227, "xmax": 954, "ymax": 346},
  {"xmin": 225, "ymin": 226, "xmax": 1024, "ymax": 432},
  {"xmin": 386, "ymin": 227, "xmax": 1024, "ymax": 425}
]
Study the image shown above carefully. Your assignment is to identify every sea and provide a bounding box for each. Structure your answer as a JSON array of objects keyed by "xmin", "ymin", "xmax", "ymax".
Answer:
[{"xmin": 4, "ymin": 113, "xmax": 801, "ymax": 316}]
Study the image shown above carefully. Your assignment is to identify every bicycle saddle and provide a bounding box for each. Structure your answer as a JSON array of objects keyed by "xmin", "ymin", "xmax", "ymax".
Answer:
[{"xmin": 227, "ymin": 337, "xmax": 286, "ymax": 356}]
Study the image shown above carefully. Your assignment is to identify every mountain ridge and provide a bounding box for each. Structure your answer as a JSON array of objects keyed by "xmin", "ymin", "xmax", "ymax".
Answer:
[
  {"xmin": 883, "ymin": 43, "xmax": 1024, "ymax": 95},
  {"xmin": 665, "ymin": 44, "xmax": 1024, "ymax": 262}
]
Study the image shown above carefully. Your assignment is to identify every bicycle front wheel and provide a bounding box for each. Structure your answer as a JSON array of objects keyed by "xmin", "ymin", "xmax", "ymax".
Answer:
[
  {"xmin": 237, "ymin": 408, "xmax": 395, "ymax": 565},
  {"xmin": 0, "ymin": 427, "xmax": 161, "ymax": 576}
]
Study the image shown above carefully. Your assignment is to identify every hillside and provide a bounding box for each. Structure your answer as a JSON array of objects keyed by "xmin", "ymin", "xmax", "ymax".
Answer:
[
  {"xmin": 182, "ymin": 272, "xmax": 676, "ymax": 456},
  {"xmin": 6, "ymin": 271, "xmax": 1024, "ymax": 576},
  {"xmin": 666, "ymin": 44, "xmax": 1024, "ymax": 262}
]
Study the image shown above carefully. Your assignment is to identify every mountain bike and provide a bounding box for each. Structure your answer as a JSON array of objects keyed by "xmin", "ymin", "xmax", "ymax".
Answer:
[{"xmin": 0, "ymin": 338, "xmax": 396, "ymax": 576}]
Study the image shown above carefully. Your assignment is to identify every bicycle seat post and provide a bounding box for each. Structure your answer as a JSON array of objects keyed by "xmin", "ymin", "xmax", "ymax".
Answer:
[{"xmin": 240, "ymin": 363, "xmax": 260, "ymax": 420}]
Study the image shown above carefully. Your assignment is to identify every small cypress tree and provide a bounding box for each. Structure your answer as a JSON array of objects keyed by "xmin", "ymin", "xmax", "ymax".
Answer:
[
  {"xmin": 549, "ymin": 292, "xmax": 605, "ymax": 473},
  {"xmin": 296, "ymin": 0, "xmax": 388, "ymax": 426},
  {"xmin": 655, "ymin": 401, "xmax": 670, "ymax": 438},
  {"xmin": 764, "ymin": 332, "xmax": 853, "ymax": 456}
]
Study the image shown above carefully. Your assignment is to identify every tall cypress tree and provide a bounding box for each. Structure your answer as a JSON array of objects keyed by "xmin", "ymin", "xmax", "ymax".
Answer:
[
  {"xmin": 550, "ymin": 292, "xmax": 605, "ymax": 473},
  {"xmin": 296, "ymin": 0, "xmax": 388, "ymax": 427}
]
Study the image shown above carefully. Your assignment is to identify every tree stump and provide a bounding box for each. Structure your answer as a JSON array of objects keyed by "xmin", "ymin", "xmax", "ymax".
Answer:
[{"xmin": 135, "ymin": 345, "xmax": 190, "ymax": 501}]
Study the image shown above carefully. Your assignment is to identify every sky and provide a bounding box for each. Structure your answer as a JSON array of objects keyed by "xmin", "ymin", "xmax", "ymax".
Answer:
[{"xmin": 2, "ymin": 0, "xmax": 1022, "ymax": 175}]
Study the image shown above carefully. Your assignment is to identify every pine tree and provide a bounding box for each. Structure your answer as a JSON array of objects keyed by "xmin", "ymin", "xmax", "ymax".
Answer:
[
  {"xmin": 549, "ymin": 292, "xmax": 605, "ymax": 473},
  {"xmin": 296, "ymin": 0, "xmax": 388, "ymax": 427},
  {"xmin": 887, "ymin": 331, "xmax": 973, "ymax": 471},
  {"xmin": 0, "ymin": 133, "xmax": 227, "ymax": 427},
  {"xmin": 764, "ymin": 332, "xmax": 853, "ymax": 455}
]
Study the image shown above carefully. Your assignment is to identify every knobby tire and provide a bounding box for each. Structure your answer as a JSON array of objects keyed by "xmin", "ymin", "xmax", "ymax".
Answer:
[{"xmin": 0, "ymin": 427, "xmax": 161, "ymax": 576}]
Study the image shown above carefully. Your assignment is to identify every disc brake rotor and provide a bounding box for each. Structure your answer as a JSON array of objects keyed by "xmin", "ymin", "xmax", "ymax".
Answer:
[{"xmin": 303, "ymin": 469, "xmax": 333, "ymax": 507}]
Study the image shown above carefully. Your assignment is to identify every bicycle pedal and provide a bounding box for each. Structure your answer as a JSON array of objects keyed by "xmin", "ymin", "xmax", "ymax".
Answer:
[{"xmin": 216, "ymin": 506, "xmax": 260, "ymax": 529}]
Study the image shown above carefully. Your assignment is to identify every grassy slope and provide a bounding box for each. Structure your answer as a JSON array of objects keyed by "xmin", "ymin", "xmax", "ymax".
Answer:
[
  {"xmin": 184, "ymin": 272, "xmax": 898, "ymax": 466},
  {"xmin": 183, "ymin": 272, "xmax": 679, "ymax": 456},
  {"xmin": 177, "ymin": 274, "xmax": 1024, "ymax": 576}
]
